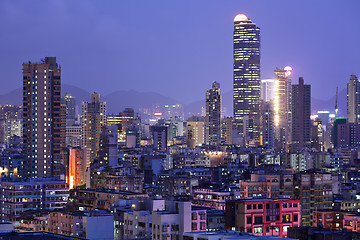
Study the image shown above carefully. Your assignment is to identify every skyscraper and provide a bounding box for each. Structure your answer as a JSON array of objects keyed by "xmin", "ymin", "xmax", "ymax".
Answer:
[
  {"xmin": 347, "ymin": 74, "xmax": 360, "ymax": 123},
  {"xmin": 291, "ymin": 77, "xmax": 311, "ymax": 151},
  {"xmin": 233, "ymin": 14, "xmax": 261, "ymax": 145},
  {"xmin": 82, "ymin": 93, "xmax": 106, "ymax": 163},
  {"xmin": 260, "ymin": 79, "xmax": 275, "ymax": 102},
  {"xmin": 62, "ymin": 93, "xmax": 76, "ymax": 126},
  {"xmin": 205, "ymin": 81, "xmax": 221, "ymax": 146},
  {"xmin": 22, "ymin": 57, "xmax": 64, "ymax": 178},
  {"xmin": 274, "ymin": 67, "xmax": 292, "ymax": 150},
  {"xmin": 262, "ymin": 101, "xmax": 274, "ymax": 150}
]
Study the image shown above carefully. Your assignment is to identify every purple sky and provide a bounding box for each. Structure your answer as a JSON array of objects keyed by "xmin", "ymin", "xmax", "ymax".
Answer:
[{"xmin": 1, "ymin": 1, "xmax": 360, "ymax": 103}]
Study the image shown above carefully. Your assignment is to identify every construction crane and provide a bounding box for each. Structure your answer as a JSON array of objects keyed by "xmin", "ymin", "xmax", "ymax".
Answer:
[{"xmin": 335, "ymin": 86, "xmax": 338, "ymax": 117}]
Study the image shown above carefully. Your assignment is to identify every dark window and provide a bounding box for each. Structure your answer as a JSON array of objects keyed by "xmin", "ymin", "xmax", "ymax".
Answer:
[
  {"xmin": 258, "ymin": 204, "xmax": 263, "ymax": 209},
  {"xmin": 254, "ymin": 216, "xmax": 263, "ymax": 224},
  {"xmin": 293, "ymin": 214, "xmax": 298, "ymax": 222},
  {"xmin": 247, "ymin": 216, "xmax": 252, "ymax": 224},
  {"xmin": 247, "ymin": 204, "xmax": 251, "ymax": 210},
  {"xmin": 253, "ymin": 204, "xmax": 257, "ymax": 209}
]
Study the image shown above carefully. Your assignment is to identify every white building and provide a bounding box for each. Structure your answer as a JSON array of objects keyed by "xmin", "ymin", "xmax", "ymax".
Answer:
[{"xmin": 152, "ymin": 200, "xmax": 191, "ymax": 240}]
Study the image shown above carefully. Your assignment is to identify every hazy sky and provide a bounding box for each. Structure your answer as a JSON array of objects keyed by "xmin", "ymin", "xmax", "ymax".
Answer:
[{"xmin": 1, "ymin": 1, "xmax": 359, "ymax": 103}]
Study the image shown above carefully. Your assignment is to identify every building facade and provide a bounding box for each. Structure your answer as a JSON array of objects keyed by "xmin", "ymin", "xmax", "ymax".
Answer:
[
  {"xmin": 347, "ymin": 74, "xmax": 360, "ymax": 124},
  {"xmin": 22, "ymin": 57, "xmax": 64, "ymax": 178},
  {"xmin": 0, "ymin": 179, "xmax": 69, "ymax": 222},
  {"xmin": 81, "ymin": 93, "xmax": 106, "ymax": 163},
  {"xmin": 233, "ymin": 14, "xmax": 261, "ymax": 146},
  {"xmin": 274, "ymin": 67, "xmax": 292, "ymax": 151},
  {"xmin": 205, "ymin": 81, "xmax": 221, "ymax": 146},
  {"xmin": 291, "ymin": 77, "xmax": 311, "ymax": 151}
]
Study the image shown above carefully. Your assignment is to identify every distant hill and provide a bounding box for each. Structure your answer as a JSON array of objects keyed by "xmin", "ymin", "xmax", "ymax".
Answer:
[
  {"xmin": 311, "ymin": 88, "xmax": 347, "ymax": 116},
  {"xmin": 0, "ymin": 85, "xmax": 347, "ymax": 118},
  {"xmin": 0, "ymin": 84, "xmax": 91, "ymax": 106},
  {"xmin": 103, "ymin": 90, "xmax": 182, "ymax": 114}
]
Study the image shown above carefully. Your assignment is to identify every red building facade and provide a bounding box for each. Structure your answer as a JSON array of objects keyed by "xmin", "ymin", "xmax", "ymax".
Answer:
[{"xmin": 226, "ymin": 198, "xmax": 301, "ymax": 237}]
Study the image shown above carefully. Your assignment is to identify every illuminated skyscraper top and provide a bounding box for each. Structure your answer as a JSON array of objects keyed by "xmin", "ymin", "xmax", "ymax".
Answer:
[{"xmin": 233, "ymin": 14, "xmax": 261, "ymax": 145}]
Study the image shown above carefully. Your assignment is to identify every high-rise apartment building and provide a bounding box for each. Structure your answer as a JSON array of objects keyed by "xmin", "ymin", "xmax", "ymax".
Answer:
[
  {"xmin": 274, "ymin": 67, "xmax": 292, "ymax": 150},
  {"xmin": 98, "ymin": 125, "xmax": 118, "ymax": 166},
  {"xmin": 262, "ymin": 101, "xmax": 274, "ymax": 149},
  {"xmin": 233, "ymin": 14, "xmax": 261, "ymax": 145},
  {"xmin": 151, "ymin": 125, "xmax": 168, "ymax": 152},
  {"xmin": 22, "ymin": 57, "xmax": 64, "ymax": 178},
  {"xmin": 221, "ymin": 117, "xmax": 233, "ymax": 145},
  {"xmin": 82, "ymin": 93, "xmax": 106, "ymax": 163},
  {"xmin": 186, "ymin": 116, "xmax": 204, "ymax": 148},
  {"xmin": 291, "ymin": 77, "xmax": 311, "ymax": 151},
  {"xmin": 63, "ymin": 147, "xmax": 89, "ymax": 189},
  {"xmin": 205, "ymin": 81, "xmax": 221, "ymax": 146},
  {"xmin": 347, "ymin": 74, "xmax": 360, "ymax": 123}
]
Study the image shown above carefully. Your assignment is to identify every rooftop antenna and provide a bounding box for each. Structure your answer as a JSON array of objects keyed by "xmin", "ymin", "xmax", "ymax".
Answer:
[{"xmin": 335, "ymin": 87, "xmax": 338, "ymax": 117}]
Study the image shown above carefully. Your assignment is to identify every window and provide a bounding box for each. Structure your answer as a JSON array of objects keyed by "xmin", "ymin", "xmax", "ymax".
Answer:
[
  {"xmin": 282, "ymin": 203, "xmax": 287, "ymax": 208},
  {"xmin": 200, "ymin": 222, "xmax": 206, "ymax": 230},
  {"xmin": 258, "ymin": 204, "xmax": 263, "ymax": 209},
  {"xmin": 247, "ymin": 204, "xmax": 252, "ymax": 210},
  {"xmin": 192, "ymin": 223, "xmax": 197, "ymax": 231},
  {"xmin": 254, "ymin": 227, "xmax": 263, "ymax": 233},
  {"xmin": 254, "ymin": 216, "xmax": 263, "ymax": 224},
  {"xmin": 247, "ymin": 216, "xmax": 252, "ymax": 224},
  {"xmin": 282, "ymin": 215, "xmax": 291, "ymax": 223},
  {"xmin": 253, "ymin": 204, "xmax": 257, "ymax": 209},
  {"xmin": 293, "ymin": 214, "xmax": 298, "ymax": 222},
  {"xmin": 293, "ymin": 203, "xmax": 298, "ymax": 208}
]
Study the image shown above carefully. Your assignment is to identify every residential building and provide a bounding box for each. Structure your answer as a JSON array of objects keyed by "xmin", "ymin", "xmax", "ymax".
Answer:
[
  {"xmin": 221, "ymin": 117, "xmax": 233, "ymax": 145},
  {"xmin": 291, "ymin": 77, "xmax": 311, "ymax": 151},
  {"xmin": 82, "ymin": 93, "xmax": 106, "ymax": 163},
  {"xmin": 47, "ymin": 210, "xmax": 114, "ymax": 240},
  {"xmin": 0, "ymin": 179, "xmax": 69, "ymax": 222},
  {"xmin": 205, "ymin": 81, "xmax": 221, "ymax": 146},
  {"xmin": 152, "ymin": 200, "xmax": 191, "ymax": 240},
  {"xmin": 186, "ymin": 117, "xmax": 204, "ymax": 148},
  {"xmin": 225, "ymin": 198, "xmax": 301, "ymax": 237},
  {"xmin": 22, "ymin": 57, "xmax": 64, "ymax": 178}
]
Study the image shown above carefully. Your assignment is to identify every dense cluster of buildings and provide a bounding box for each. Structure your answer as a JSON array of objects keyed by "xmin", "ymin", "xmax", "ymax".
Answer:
[{"xmin": 0, "ymin": 13, "xmax": 359, "ymax": 240}]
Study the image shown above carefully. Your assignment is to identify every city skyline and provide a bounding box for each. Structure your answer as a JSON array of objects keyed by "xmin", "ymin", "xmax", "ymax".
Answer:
[{"xmin": 0, "ymin": 1, "xmax": 360, "ymax": 103}]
